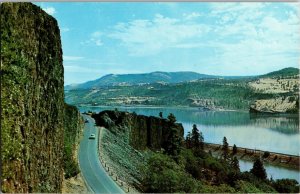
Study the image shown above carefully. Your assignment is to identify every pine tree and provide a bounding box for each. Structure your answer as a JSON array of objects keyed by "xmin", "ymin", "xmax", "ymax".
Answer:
[
  {"xmin": 185, "ymin": 132, "xmax": 192, "ymax": 149},
  {"xmin": 166, "ymin": 113, "xmax": 183, "ymax": 161},
  {"xmin": 231, "ymin": 156, "xmax": 240, "ymax": 171},
  {"xmin": 222, "ymin": 136, "xmax": 229, "ymax": 160},
  {"xmin": 165, "ymin": 127, "xmax": 182, "ymax": 161},
  {"xmin": 232, "ymin": 144, "xmax": 237, "ymax": 155},
  {"xmin": 167, "ymin": 113, "xmax": 176, "ymax": 124},
  {"xmin": 199, "ymin": 131, "xmax": 204, "ymax": 150},
  {"xmin": 191, "ymin": 124, "xmax": 200, "ymax": 148},
  {"xmin": 250, "ymin": 158, "xmax": 267, "ymax": 180},
  {"xmin": 159, "ymin": 112, "xmax": 163, "ymax": 118}
]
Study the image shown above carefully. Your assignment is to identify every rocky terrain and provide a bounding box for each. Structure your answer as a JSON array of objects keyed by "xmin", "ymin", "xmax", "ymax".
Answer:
[
  {"xmin": 99, "ymin": 126, "xmax": 147, "ymax": 192},
  {"xmin": 92, "ymin": 110, "xmax": 184, "ymax": 150},
  {"xmin": 250, "ymin": 96, "xmax": 299, "ymax": 114},
  {"xmin": 62, "ymin": 173, "xmax": 89, "ymax": 193},
  {"xmin": 62, "ymin": 104, "xmax": 87, "ymax": 193},
  {"xmin": 249, "ymin": 74, "xmax": 299, "ymax": 114},
  {"xmin": 92, "ymin": 110, "xmax": 184, "ymax": 190},
  {"xmin": 249, "ymin": 77, "xmax": 299, "ymax": 94},
  {"xmin": 1, "ymin": 3, "xmax": 83, "ymax": 192}
]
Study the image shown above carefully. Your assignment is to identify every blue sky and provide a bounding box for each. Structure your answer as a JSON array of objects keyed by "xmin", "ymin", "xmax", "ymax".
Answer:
[{"xmin": 35, "ymin": 2, "xmax": 300, "ymax": 85}]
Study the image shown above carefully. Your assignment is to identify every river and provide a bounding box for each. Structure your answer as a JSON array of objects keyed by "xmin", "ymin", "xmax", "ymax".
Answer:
[{"xmin": 78, "ymin": 105, "xmax": 300, "ymax": 182}]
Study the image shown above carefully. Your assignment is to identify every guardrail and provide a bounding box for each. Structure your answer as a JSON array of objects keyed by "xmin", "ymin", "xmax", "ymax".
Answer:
[{"xmin": 97, "ymin": 127, "xmax": 130, "ymax": 193}]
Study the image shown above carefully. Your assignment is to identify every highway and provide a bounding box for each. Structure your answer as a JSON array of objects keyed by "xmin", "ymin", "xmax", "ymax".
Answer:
[{"xmin": 78, "ymin": 115, "xmax": 124, "ymax": 193}]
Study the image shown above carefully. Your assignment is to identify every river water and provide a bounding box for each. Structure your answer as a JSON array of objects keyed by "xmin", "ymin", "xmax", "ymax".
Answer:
[{"xmin": 78, "ymin": 105, "xmax": 300, "ymax": 182}]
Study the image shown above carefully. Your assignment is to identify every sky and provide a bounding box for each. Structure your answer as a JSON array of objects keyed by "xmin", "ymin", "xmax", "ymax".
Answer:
[{"xmin": 34, "ymin": 2, "xmax": 300, "ymax": 85}]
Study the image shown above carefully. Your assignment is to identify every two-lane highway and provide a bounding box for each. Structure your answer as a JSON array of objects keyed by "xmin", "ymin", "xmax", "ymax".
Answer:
[{"xmin": 79, "ymin": 115, "xmax": 124, "ymax": 193}]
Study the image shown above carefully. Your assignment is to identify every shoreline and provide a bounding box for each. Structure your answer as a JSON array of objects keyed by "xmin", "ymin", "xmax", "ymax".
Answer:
[
  {"xmin": 78, "ymin": 104, "xmax": 299, "ymax": 116},
  {"xmin": 80, "ymin": 106, "xmax": 299, "ymax": 158},
  {"xmin": 78, "ymin": 104, "xmax": 243, "ymax": 112}
]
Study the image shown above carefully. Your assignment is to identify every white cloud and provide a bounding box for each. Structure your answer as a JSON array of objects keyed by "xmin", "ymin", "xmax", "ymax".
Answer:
[
  {"xmin": 82, "ymin": 31, "xmax": 104, "ymax": 46},
  {"xmin": 63, "ymin": 56, "xmax": 84, "ymax": 61},
  {"xmin": 183, "ymin": 12, "xmax": 201, "ymax": 20},
  {"xmin": 42, "ymin": 7, "xmax": 56, "ymax": 15},
  {"xmin": 95, "ymin": 40, "xmax": 103, "ymax": 46},
  {"xmin": 91, "ymin": 31, "xmax": 102, "ymax": 37},
  {"xmin": 61, "ymin": 27, "xmax": 70, "ymax": 32},
  {"xmin": 109, "ymin": 14, "xmax": 210, "ymax": 56},
  {"xmin": 204, "ymin": 3, "xmax": 300, "ymax": 73}
]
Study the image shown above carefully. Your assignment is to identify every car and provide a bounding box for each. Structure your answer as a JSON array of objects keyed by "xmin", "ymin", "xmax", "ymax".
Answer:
[{"xmin": 89, "ymin": 134, "xmax": 96, "ymax": 139}]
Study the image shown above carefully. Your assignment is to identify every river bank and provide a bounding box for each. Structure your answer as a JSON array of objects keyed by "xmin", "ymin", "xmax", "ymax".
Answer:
[{"xmin": 79, "ymin": 104, "xmax": 241, "ymax": 112}]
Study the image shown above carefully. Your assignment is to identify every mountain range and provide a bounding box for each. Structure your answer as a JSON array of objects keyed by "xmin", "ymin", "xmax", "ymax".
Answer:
[{"xmin": 65, "ymin": 67, "xmax": 299, "ymax": 90}]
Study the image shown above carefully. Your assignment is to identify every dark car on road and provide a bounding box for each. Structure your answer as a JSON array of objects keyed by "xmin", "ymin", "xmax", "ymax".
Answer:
[{"xmin": 89, "ymin": 134, "xmax": 95, "ymax": 139}]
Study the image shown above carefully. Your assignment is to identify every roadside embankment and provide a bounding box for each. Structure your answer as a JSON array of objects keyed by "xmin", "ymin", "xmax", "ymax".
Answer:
[
  {"xmin": 62, "ymin": 105, "xmax": 88, "ymax": 193},
  {"xmin": 97, "ymin": 126, "xmax": 146, "ymax": 193},
  {"xmin": 204, "ymin": 143, "xmax": 299, "ymax": 170}
]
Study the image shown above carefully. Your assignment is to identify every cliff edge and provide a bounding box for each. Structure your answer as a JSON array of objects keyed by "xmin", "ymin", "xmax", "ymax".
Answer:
[
  {"xmin": 1, "ymin": 3, "xmax": 64, "ymax": 192},
  {"xmin": 92, "ymin": 110, "xmax": 184, "ymax": 151}
]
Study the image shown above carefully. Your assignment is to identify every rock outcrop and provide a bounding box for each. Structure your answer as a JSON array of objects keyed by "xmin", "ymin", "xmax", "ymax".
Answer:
[
  {"xmin": 1, "ymin": 3, "xmax": 65, "ymax": 192},
  {"xmin": 250, "ymin": 96, "xmax": 299, "ymax": 114},
  {"xmin": 92, "ymin": 110, "xmax": 184, "ymax": 150},
  {"xmin": 63, "ymin": 104, "xmax": 83, "ymax": 179}
]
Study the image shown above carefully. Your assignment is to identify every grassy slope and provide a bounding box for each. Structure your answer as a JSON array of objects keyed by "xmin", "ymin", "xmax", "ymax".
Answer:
[{"xmin": 66, "ymin": 78, "xmax": 268, "ymax": 110}]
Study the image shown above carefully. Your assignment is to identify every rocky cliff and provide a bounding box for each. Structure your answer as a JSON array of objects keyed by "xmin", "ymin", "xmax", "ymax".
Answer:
[
  {"xmin": 63, "ymin": 104, "xmax": 83, "ymax": 179},
  {"xmin": 250, "ymin": 96, "xmax": 299, "ymax": 114},
  {"xmin": 92, "ymin": 110, "xmax": 184, "ymax": 151},
  {"xmin": 1, "ymin": 3, "xmax": 65, "ymax": 192}
]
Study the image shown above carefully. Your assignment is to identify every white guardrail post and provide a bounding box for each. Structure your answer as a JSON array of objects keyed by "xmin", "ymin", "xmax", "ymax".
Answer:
[{"xmin": 97, "ymin": 126, "xmax": 129, "ymax": 193}]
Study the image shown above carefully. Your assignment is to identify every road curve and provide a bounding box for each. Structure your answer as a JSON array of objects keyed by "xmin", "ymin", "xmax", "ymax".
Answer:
[{"xmin": 79, "ymin": 115, "xmax": 124, "ymax": 193}]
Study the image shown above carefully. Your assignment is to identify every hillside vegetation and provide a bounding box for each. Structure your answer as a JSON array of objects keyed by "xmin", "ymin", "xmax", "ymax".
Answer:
[
  {"xmin": 65, "ymin": 68, "xmax": 299, "ymax": 112},
  {"xmin": 65, "ymin": 71, "xmax": 217, "ymax": 90},
  {"xmin": 96, "ymin": 110, "xmax": 300, "ymax": 193}
]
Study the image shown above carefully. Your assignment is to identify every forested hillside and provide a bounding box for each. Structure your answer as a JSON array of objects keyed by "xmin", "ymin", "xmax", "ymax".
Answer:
[{"xmin": 65, "ymin": 68, "xmax": 299, "ymax": 112}]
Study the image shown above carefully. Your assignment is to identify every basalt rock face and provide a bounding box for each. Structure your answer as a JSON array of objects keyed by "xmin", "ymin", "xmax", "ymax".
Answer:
[
  {"xmin": 63, "ymin": 104, "xmax": 83, "ymax": 179},
  {"xmin": 1, "ymin": 3, "xmax": 64, "ymax": 192},
  {"xmin": 92, "ymin": 110, "xmax": 184, "ymax": 150}
]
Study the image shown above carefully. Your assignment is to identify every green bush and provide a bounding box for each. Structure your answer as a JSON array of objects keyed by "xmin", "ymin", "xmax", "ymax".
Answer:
[
  {"xmin": 142, "ymin": 152, "xmax": 200, "ymax": 193},
  {"xmin": 272, "ymin": 179, "xmax": 300, "ymax": 193}
]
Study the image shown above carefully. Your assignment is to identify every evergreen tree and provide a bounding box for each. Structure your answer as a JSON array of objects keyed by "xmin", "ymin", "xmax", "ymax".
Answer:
[
  {"xmin": 159, "ymin": 112, "xmax": 163, "ymax": 118},
  {"xmin": 250, "ymin": 158, "xmax": 267, "ymax": 180},
  {"xmin": 167, "ymin": 113, "xmax": 176, "ymax": 124},
  {"xmin": 222, "ymin": 136, "xmax": 229, "ymax": 160},
  {"xmin": 191, "ymin": 124, "xmax": 200, "ymax": 148},
  {"xmin": 231, "ymin": 156, "xmax": 240, "ymax": 171},
  {"xmin": 232, "ymin": 144, "xmax": 237, "ymax": 155},
  {"xmin": 165, "ymin": 127, "xmax": 182, "ymax": 161},
  {"xmin": 190, "ymin": 124, "xmax": 205, "ymax": 150},
  {"xmin": 185, "ymin": 131, "xmax": 192, "ymax": 149},
  {"xmin": 199, "ymin": 131, "xmax": 204, "ymax": 150}
]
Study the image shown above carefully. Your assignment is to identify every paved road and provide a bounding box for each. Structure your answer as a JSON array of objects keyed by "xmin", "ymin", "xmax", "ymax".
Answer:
[{"xmin": 79, "ymin": 115, "xmax": 124, "ymax": 193}]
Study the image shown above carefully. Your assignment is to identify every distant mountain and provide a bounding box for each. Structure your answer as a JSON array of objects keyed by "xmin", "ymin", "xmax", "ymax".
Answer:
[
  {"xmin": 65, "ymin": 67, "xmax": 299, "ymax": 90},
  {"xmin": 260, "ymin": 67, "xmax": 299, "ymax": 78},
  {"xmin": 65, "ymin": 71, "xmax": 217, "ymax": 90}
]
